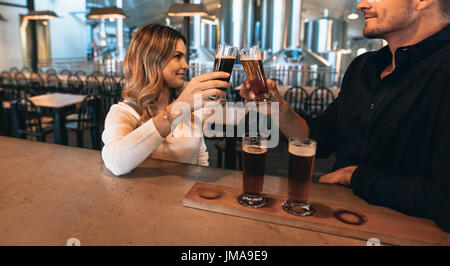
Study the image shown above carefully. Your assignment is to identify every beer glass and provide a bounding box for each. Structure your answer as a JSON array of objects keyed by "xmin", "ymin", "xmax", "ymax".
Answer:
[
  {"xmin": 238, "ymin": 133, "xmax": 268, "ymax": 208},
  {"xmin": 239, "ymin": 45, "xmax": 272, "ymax": 102},
  {"xmin": 282, "ymin": 138, "xmax": 317, "ymax": 216},
  {"xmin": 211, "ymin": 43, "xmax": 238, "ymax": 102}
]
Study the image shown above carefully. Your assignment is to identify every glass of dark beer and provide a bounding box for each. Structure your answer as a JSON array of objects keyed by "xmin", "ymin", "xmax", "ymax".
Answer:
[
  {"xmin": 238, "ymin": 133, "xmax": 268, "ymax": 208},
  {"xmin": 211, "ymin": 43, "xmax": 238, "ymax": 102},
  {"xmin": 282, "ymin": 138, "xmax": 317, "ymax": 216},
  {"xmin": 239, "ymin": 45, "xmax": 272, "ymax": 102}
]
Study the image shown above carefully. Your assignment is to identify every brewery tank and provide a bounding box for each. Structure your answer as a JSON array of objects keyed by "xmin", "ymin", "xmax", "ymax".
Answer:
[
  {"xmin": 219, "ymin": 0, "xmax": 255, "ymax": 49},
  {"xmin": 303, "ymin": 9, "xmax": 348, "ymax": 54},
  {"xmin": 260, "ymin": 0, "xmax": 303, "ymax": 55}
]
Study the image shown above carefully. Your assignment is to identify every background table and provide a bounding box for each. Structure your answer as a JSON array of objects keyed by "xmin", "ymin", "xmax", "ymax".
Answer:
[
  {"xmin": 0, "ymin": 136, "xmax": 448, "ymax": 245},
  {"xmin": 28, "ymin": 93, "xmax": 86, "ymax": 145}
]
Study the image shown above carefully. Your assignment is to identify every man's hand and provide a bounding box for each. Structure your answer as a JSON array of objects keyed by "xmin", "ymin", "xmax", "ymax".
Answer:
[{"xmin": 318, "ymin": 166, "xmax": 358, "ymax": 186}]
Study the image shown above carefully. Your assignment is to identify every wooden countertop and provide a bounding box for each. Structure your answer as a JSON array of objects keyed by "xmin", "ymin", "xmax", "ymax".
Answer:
[{"xmin": 0, "ymin": 136, "xmax": 447, "ymax": 246}]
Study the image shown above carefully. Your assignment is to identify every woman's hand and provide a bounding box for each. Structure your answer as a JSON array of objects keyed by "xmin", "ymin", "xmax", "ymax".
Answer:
[{"xmin": 175, "ymin": 71, "xmax": 230, "ymax": 112}]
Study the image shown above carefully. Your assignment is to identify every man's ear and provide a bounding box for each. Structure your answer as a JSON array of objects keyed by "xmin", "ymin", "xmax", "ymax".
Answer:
[{"xmin": 416, "ymin": 0, "xmax": 437, "ymax": 11}]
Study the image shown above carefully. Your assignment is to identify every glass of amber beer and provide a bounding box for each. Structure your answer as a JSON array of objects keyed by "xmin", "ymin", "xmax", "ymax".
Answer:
[
  {"xmin": 238, "ymin": 133, "xmax": 268, "ymax": 208},
  {"xmin": 211, "ymin": 43, "xmax": 238, "ymax": 102},
  {"xmin": 239, "ymin": 45, "xmax": 272, "ymax": 102},
  {"xmin": 282, "ymin": 138, "xmax": 317, "ymax": 216}
]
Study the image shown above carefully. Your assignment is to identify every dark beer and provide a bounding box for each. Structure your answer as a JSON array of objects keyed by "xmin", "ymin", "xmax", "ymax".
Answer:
[
  {"xmin": 242, "ymin": 144, "xmax": 267, "ymax": 196},
  {"xmin": 288, "ymin": 151, "xmax": 315, "ymax": 202},
  {"xmin": 213, "ymin": 56, "xmax": 236, "ymax": 90},
  {"xmin": 282, "ymin": 138, "xmax": 317, "ymax": 216},
  {"xmin": 241, "ymin": 59, "xmax": 270, "ymax": 100}
]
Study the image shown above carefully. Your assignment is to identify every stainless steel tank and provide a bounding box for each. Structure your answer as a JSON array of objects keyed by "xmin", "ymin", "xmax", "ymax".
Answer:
[
  {"xmin": 219, "ymin": 0, "xmax": 255, "ymax": 49},
  {"xmin": 260, "ymin": 0, "xmax": 303, "ymax": 55},
  {"xmin": 303, "ymin": 9, "xmax": 348, "ymax": 54}
]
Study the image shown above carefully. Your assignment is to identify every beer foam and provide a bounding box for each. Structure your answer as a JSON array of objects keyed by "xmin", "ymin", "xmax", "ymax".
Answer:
[
  {"xmin": 239, "ymin": 53, "xmax": 262, "ymax": 61},
  {"xmin": 289, "ymin": 144, "xmax": 316, "ymax": 157},
  {"xmin": 243, "ymin": 144, "xmax": 267, "ymax": 154},
  {"xmin": 215, "ymin": 55, "xmax": 236, "ymax": 59}
]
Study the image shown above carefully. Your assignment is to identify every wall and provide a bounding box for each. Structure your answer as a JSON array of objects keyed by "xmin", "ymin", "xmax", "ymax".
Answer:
[
  {"xmin": 0, "ymin": 0, "xmax": 28, "ymax": 70},
  {"xmin": 35, "ymin": 0, "xmax": 87, "ymax": 61}
]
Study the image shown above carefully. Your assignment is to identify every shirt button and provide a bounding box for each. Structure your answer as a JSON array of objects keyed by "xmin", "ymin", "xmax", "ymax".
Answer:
[{"xmin": 369, "ymin": 103, "xmax": 375, "ymax": 110}]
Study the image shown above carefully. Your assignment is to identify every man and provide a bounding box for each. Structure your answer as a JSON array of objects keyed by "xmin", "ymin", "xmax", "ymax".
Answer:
[{"xmin": 241, "ymin": 0, "xmax": 450, "ymax": 231}]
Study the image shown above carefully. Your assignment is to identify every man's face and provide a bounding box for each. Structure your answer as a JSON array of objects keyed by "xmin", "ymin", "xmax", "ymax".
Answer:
[{"xmin": 357, "ymin": 0, "xmax": 416, "ymax": 39}]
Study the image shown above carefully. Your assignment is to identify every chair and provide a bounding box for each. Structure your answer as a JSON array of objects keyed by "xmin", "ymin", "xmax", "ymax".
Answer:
[
  {"xmin": 308, "ymin": 87, "xmax": 336, "ymax": 117},
  {"xmin": 13, "ymin": 72, "xmax": 29, "ymax": 97},
  {"xmin": 74, "ymin": 70, "xmax": 87, "ymax": 77},
  {"xmin": 21, "ymin": 67, "xmax": 32, "ymax": 73},
  {"xmin": 284, "ymin": 86, "xmax": 309, "ymax": 115},
  {"xmin": 85, "ymin": 74, "xmax": 101, "ymax": 90},
  {"xmin": 0, "ymin": 71, "xmax": 17, "ymax": 136},
  {"xmin": 67, "ymin": 73, "xmax": 84, "ymax": 94},
  {"xmin": 65, "ymin": 95, "xmax": 101, "ymax": 149},
  {"xmin": 0, "ymin": 71, "xmax": 17, "ymax": 100},
  {"xmin": 28, "ymin": 72, "xmax": 45, "ymax": 95},
  {"xmin": 45, "ymin": 68, "xmax": 57, "ymax": 75},
  {"xmin": 11, "ymin": 97, "xmax": 53, "ymax": 142},
  {"xmin": 214, "ymin": 139, "xmax": 243, "ymax": 170},
  {"xmin": 9, "ymin": 67, "xmax": 20, "ymax": 74},
  {"xmin": 46, "ymin": 73, "xmax": 63, "ymax": 93},
  {"xmin": 100, "ymin": 76, "xmax": 121, "ymax": 121},
  {"xmin": 59, "ymin": 69, "xmax": 72, "ymax": 76},
  {"xmin": 91, "ymin": 71, "xmax": 104, "ymax": 78}
]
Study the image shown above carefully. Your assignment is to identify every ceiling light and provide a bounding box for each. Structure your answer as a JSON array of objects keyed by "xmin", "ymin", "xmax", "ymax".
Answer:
[
  {"xmin": 24, "ymin": 10, "xmax": 59, "ymax": 20},
  {"xmin": 347, "ymin": 13, "xmax": 359, "ymax": 20},
  {"xmin": 87, "ymin": 6, "xmax": 127, "ymax": 19},
  {"xmin": 167, "ymin": 3, "xmax": 209, "ymax": 17}
]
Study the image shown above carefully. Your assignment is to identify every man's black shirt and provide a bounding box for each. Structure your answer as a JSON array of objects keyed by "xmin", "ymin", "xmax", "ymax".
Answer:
[{"xmin": 308, "ymin": 25, "xmax": 450, "ymax": 231}]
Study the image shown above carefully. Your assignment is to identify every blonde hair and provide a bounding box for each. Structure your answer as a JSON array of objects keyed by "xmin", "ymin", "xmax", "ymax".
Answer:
[{"xmin": 122, "ymin": 23, "xmax": 186, "ymax": 122}]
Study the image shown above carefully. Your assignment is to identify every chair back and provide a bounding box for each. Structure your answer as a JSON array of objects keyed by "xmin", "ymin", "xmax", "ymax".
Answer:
[
  {"xmin": 67, "ymin": 74, "xmax": 84, "ymax": 94},
  {"xmin": 46, "ymin": 73, "xmax": 62, "ymax": 93},
  {"xmin": 284, "ymin": 86, "xmax": 309, "ymax": 114},
  {"xmin": 59, "ymin": 69, "xmax": 72, "ymax": 76},
  {"xmin": 74, "ymin": 70, "xmax": 87, "ymax": 77},
  {"xmin": 308, "ymin": 87, "xmax": 336, "ymax": 117},
  {"xmin": 9, "ymin": 67, "xmax": 20, "ymax": 74},
  {"xmin": 28, "ymin": 72, "xmax": 45, "ymax": 93},
  {"xmin": 11, "ymin": 97, "xmax": 44, "ymax": 138},
  {"xmin": 76, "ymin": 95, "xmax": 99, "ymax": 130},
  {"xmin": 100, "ymin": 76, "xmax": 121, "ymax": 120},
  {"xmin": 1, "ymin": 71, "xmax": 18, "ymax": 101},
  {"xmin": 45, "ymin": 68, "xmax": 57, "ymax": 75}
]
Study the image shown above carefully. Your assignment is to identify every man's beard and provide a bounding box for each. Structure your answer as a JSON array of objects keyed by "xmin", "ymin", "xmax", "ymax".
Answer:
[{"xmin": 363, "ymin": 1, "xmax": 415, "ymax": 39}]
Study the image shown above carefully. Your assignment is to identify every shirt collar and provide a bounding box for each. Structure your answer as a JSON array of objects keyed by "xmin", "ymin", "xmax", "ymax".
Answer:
[{"xmin": 368, "ymin": 24, "xmax": 450, "ymax": 75}]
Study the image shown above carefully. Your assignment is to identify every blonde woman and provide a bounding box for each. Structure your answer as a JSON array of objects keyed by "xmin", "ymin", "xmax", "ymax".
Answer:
[{"xmin": 102, "ymin": 24, "xmax": 229, "ymax": 176}]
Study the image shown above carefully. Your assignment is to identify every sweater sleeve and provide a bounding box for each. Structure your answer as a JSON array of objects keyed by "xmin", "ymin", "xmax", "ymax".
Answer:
[
  {"xmin": 101, "ymin": 106, "xmax": 165, "ymax": 176},
  {"xmin": 197, "ymin": 137, "xmax": 209, "ymax": 167}
]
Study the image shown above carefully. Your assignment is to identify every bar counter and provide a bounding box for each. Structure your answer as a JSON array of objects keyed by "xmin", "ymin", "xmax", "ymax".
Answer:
[{"xmin": 0, "ymin": 136, "xmax": 448, "ymax": 246}]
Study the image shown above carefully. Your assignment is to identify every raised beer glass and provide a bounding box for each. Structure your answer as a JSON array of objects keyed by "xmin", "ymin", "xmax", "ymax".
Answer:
[
  {"xmin": 238, "ymin": 133, "xmax": 268, "ymax": 208},
  {"xmin": 239, "ymin": 45, "xmax": 272, "ymax": 102},
  {"xmin": 211, "ymin": 43, "xmax": 238, "ymax": 102},
  {"xmin": 282, "ymin": 138, "xmax": 317, "ymax": 216}
]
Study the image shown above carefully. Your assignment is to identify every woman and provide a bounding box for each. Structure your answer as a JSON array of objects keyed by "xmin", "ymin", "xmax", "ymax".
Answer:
[{"xmin": 102, "ymin": 24, "xmax": 230, "ymax": 176}]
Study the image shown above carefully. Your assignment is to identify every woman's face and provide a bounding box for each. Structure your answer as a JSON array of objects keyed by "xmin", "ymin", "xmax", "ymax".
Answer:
[{"xmin": 162, "ymin": 39, "xmax": 189, "ymax": 89}]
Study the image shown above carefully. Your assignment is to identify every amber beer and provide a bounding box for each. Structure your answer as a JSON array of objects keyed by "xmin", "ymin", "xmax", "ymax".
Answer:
[
  {"xmin": 282, "ymin": 138, "xmax": 317, "ymax": 216},
  {"xmin": 213, "ymin": 55, "xmax": 236, "ymax": 90},
  {"xmin": 238, "ymin": 134, "xmax": 268, "ymax": 208},
  {"xmin": 239, "ymin": 45, "xmax": 271, "ymax": 102}
]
